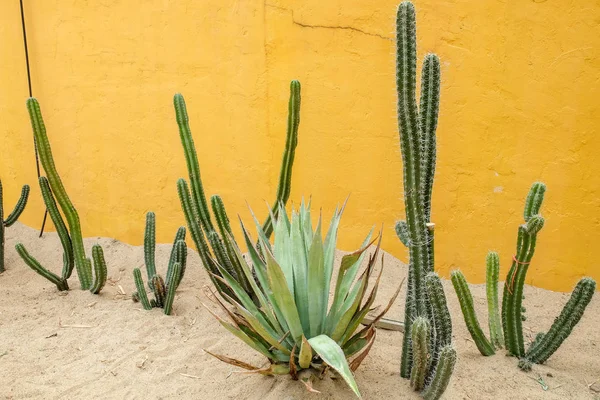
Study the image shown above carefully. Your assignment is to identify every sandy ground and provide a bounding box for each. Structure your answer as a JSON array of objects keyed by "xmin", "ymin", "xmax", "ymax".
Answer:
[{"xmin": 0, "ymin": 222, "xmax": 598, "ymax": 400}]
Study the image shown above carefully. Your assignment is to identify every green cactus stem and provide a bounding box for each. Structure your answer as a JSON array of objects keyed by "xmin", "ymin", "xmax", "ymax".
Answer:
[
  {"xmin": 164, "ymin": 262, "xmax": 182, "ymax": 315},
  {"xmin": 486, "ymin": 252, "xmax": 503, "ymax": 349},
  {"xmin": 144, "ymin": 211, "xmax": 156, "ymax": 289},
  {"xmin": 519, "ymin": 277, "xmax": 595, "ymax": 369},
  {"xmin": 26, "ymin": 98, "xmax": 106, "ymax": 291},
  {"xmin": 133, "ymin": 268, "xmax": 152, "ymax": 310},
  {"xmin": 90, "ymin": 245, "xmax": 107, "ymax": 294},
  {"xmin": 425, "ymin": 272, "xmax": 453, "ymax": 373},
  {"xmin": 0, "ymin": 180, "xmax": 30, "ymax": 273},
  {"xmin": 16, "ymin": 244, "xmax": 68, "ymax": 291},
  {"xmin": 167, "ymin": 239, "xmax": 187, "ymax": 289},
  {"xmin": 451, "ymin": 270, "xmax": 495, "ymax": 356},
  {"xmin": 422, "ymin": 345, "xmax": 457, "ymax": 400},
  {"xmin": 502, "ymin": 182, "xmax": 546, "ymax": 357},
  {"xmin": 261, "ymin": 80, "xmax": 301, "ymax": 238},
  {"xmin": 395, "ymin": 220, "xmax": 410, "ymax": 247},
  {"xmin": 410, "ymin": 317, "xmax": 431, "ymax": 391}
]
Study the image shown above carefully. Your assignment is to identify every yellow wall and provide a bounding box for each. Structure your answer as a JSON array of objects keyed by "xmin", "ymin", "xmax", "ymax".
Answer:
[{"xmin": 1, "ymin": 1, "xmax": 598, "ymax": 291}]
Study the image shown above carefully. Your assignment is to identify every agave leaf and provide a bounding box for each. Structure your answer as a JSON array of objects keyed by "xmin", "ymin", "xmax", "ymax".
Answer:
[
  {"xmin": 322, "ymin": 204, "xmax": 344, "ymax": 318},
  {"xmin": 300, "ymin": 197, "xmax": 313, "ymax": 246},
  {"xmin": 349, "ymin": 328, "xmax": 376, "ymax": 372},
  {"xmin": 308, "ymin": 334, "xmax": 361, "ymax": 398},
  {"xmin": 232, "ymin": 304, "xmax": 291, "ymax": 355},
  {"xmin": 290, "ymin": 210, "xmax": 310, "ymax": 333},
  {"xmin": 265, "ymin": 248, "xmax": 304, "ymax": 343},
  {"xmin": 330, "ymin": 275, "xmax": 368, "ymax": 341},
  {"xmin": 201, "ymin": 302, "xmax": 277, "ymax": 360},
  {"xmin": 307, "ymin": 215, "xmax": 325, "ymax": 337},
  {"xmin": 248, "ymin": 203, "xmax": 273, "ymax": 254},
  {"xmin": 299, "ymin": 336, "xmax": 313, "ymax": 369},
  {"xmin": 241, "ymin": 220, "xmax": 291, "ymax": 334},
  {"xmin": 274, "ymin": 204, "xmax": 294, "ymax": 295},
  {"xmin": 204, "ymin": 350, "xmax": 262, "ymax": 371}
]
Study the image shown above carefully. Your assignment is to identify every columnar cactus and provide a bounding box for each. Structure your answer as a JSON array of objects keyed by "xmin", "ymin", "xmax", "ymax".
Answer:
[
  {"xmin": 395, "ymin": 3, "xmax": 456, "ymax": 397},
  {"xmin": 18, "ymin": 98, "xmax": 106, "ymax": 294},
  {"xmin": 174, "ymin": 81, "xmax": 300, "ymax": 303},
  {"xmin": 502, "ymin": 182, "xmax": 546, "ymax": 357},
  {"xmin": 518, "ymin": 277, "xmax": 596, "ymax": 370},
  {"xmin": 451, "ymin": 183, "xmax": 596, "ymax": 371},
  {"xmin": 131, "ymin": 211, "xmax": 187, "ymax": 315},
  {"xmin": 0, "ymin": 180, "xmax": 29, "ymax": 273}
]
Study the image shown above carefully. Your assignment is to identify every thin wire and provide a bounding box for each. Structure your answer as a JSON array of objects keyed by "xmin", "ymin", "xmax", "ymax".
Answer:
[{"xmin": 19, "ymin": 0, "xmax": 48, "ymax": 237}]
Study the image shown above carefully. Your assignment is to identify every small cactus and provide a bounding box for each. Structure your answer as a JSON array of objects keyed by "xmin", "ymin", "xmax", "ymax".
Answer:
[
  {"xmin": 132, "ymin": 212, "xmax": 187, "ymax": 315},
  {"xmin": 422, "ymin": 345, "xmax": 457, "ymax": 400},
  {"xmin": 486, "ymin": 252, "xmax": 503, "ymax": 349},
  {"xmin": 0, "ymin": 180, "xmax": 29, "ymax": 273},
  {"xmin": 410, "ymin": 317, "xmax": 431, "ymax": 392}
]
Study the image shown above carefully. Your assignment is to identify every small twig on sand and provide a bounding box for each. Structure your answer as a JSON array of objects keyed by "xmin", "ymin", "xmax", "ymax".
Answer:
[{"xmin": 180, "ymin": 373, "xmax": 201, "ymax": 379}]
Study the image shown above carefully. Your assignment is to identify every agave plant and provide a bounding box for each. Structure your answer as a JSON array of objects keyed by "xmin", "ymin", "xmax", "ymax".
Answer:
[{"xmin": 203, "ymin": 201, "xmax": 401, "ymax": 397}]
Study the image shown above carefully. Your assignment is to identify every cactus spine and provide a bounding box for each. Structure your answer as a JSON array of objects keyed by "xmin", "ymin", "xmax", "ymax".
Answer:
[
  {"xmin": 519, "ymin": 277, "xmax": 596, "ymax": 369},
  {"xmin": 451, "ymin": 270, "xmax": 495, "ymax": 356},
  {"xmin": 173, "ymin": 81, "xmax": 300, "ymax": 303},
  {"xmin": 0, "ymin": 180, "xmax": 29, "ymax": 273},
  {"xmin": 486, "ymin": 252, "xmax": 503, "ymax": 349},
  {"xmin": 23, "ymin": 98, "xmax": 106, "ymax": 293},
  {"xmin": 132, "ymin": 212, "xmax": 187, "ymax": 314}
]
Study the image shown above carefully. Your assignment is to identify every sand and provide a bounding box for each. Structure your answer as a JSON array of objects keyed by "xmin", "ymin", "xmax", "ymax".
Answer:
[{"xmin": 0, "ymin": 222, "xmax": 598, "ymax": 400}]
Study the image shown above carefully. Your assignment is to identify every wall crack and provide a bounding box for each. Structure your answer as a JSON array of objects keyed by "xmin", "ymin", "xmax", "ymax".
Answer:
[{"xmin": 266, "ymin": 4, "xmax": 392, "ymax": 41}]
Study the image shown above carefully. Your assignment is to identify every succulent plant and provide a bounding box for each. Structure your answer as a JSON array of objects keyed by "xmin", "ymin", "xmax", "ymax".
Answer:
[
  {"xmin": 131, "ymin": 211, "xmax": 187, "ymax": 315},
  {"xmin": 0, "ymin": 180, "xmax": 29, "ymax": 273},
  {"xmin": 16, "ymin": 98, "xmax": 106, "ymax": 293},
  {"xmin": 204, "ymin": 202, "xmax": 401, "ymax": 397},
  {"xmin": 174, "ymin": 81, "xmax": 300, "ymax": 304},
  {"xmin": 394, "ymin": 2, "xmax": 456, "ymax": 398}
]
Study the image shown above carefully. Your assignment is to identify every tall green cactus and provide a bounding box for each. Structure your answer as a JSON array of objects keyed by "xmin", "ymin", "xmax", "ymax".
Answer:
[
  {"xmin": 174, "ymin": 81, "xmax": 300, "ymax": 303},
  {"xmin": 21, "ymin": 98, "xmax": 106, "ymax": 293},
  {"xmin": 0, "ymin": 180, "xmax": 29, "ymax": 273},
  {"xmin": 486, "ymin": 252, "xmax": 503, "ymax": 349},
  {"xmin": 395, "ymin": 4, "xmax": 456, "ymax": 398},
  {"xmin": 132, "ymin": 211, "xmax": 187, "ymax": 315},
  {"xmin": 502, "ymin": 182, "xmax": 546, "ymax": 357}
]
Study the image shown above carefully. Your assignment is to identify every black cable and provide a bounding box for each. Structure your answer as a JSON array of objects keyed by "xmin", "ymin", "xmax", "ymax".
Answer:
[{"xmin": 19, "ymin": 0, "xmax": 48, "ymax": 237}]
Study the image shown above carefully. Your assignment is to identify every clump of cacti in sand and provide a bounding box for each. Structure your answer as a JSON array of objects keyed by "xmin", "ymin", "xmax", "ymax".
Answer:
[
  {"xmin": 15, "ymin": 98, "xmax": 107, "ymax": 294},
  {"xmin": 451, "ymin": 182, "xmax": 596, "ymax": 371},
  {"xmin": 132, "ymin": 211, "xmax": 187, "ymax": 315}
]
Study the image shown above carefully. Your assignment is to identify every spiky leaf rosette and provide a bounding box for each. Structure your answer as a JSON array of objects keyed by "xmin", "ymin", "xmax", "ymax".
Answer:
[{"xmin": 204, "ymin": 201, "xmax": 401, "ymax": 398}]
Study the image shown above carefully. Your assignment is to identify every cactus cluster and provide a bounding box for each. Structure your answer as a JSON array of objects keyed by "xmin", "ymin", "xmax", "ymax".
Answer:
[
  {"xmin": 15, "ymin": 98, "xmax": 107, "ymax": 294},
  {"xmin": 132, "ymin": 212, "xmax": 187, "ymax": 315},
  {"xmin": 451, "ymin": 182, "xmax": 596, "ymax": 371},
  {"xmin": 0, "ymin": 180, "xmax": 29, "ymax": 273},
  {"xmin": 395, "ymin": 3, "xmax": 456, "ymax": 399},
  {"xmin": 174, "ymin": 81, "xmax": 300, "ymax": 303}
]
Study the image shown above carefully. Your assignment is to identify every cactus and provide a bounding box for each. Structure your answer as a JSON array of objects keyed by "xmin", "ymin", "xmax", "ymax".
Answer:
[
  {"xmin": 451, "ymin": 270, "xmax": 496, "ymax": 356},
  {"xmin": 502, "ymin": 182, "xmax": 546, "ymax": 357},
  {"xmin": 422, "ymin": 345, "xmax": 457, "ymax": 400},
  {"xmin": 0, "ymin": 180, "xmax": 29, "ymax": 273},
  {"xmin": 395, "ymin": 3, "xmax": 455, "ymax": 398},
  {"xmin": 16, "ymin": 177, "xmax": 73, "ymax": 290},
  {"xmin": 486, "ymin": 252, "xmax": 503, "ymax": 349},
  {"xmin": 410, "ymin": 317, "xmax": 431, "ymax": 391},
  {"xmin": 173, "ymin": 81, "xmax": 300, "ymax": 303},
  {"xmin": 519, "ymin": 277, "xmax": 596, "ymax": 369},
  {"xmin": 21, "ymin": 98, "xmax": 106, "ymax": 293},
  {"xmin": 132, "ymin": 212, "xmax": 187, "ymax": 314}
]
